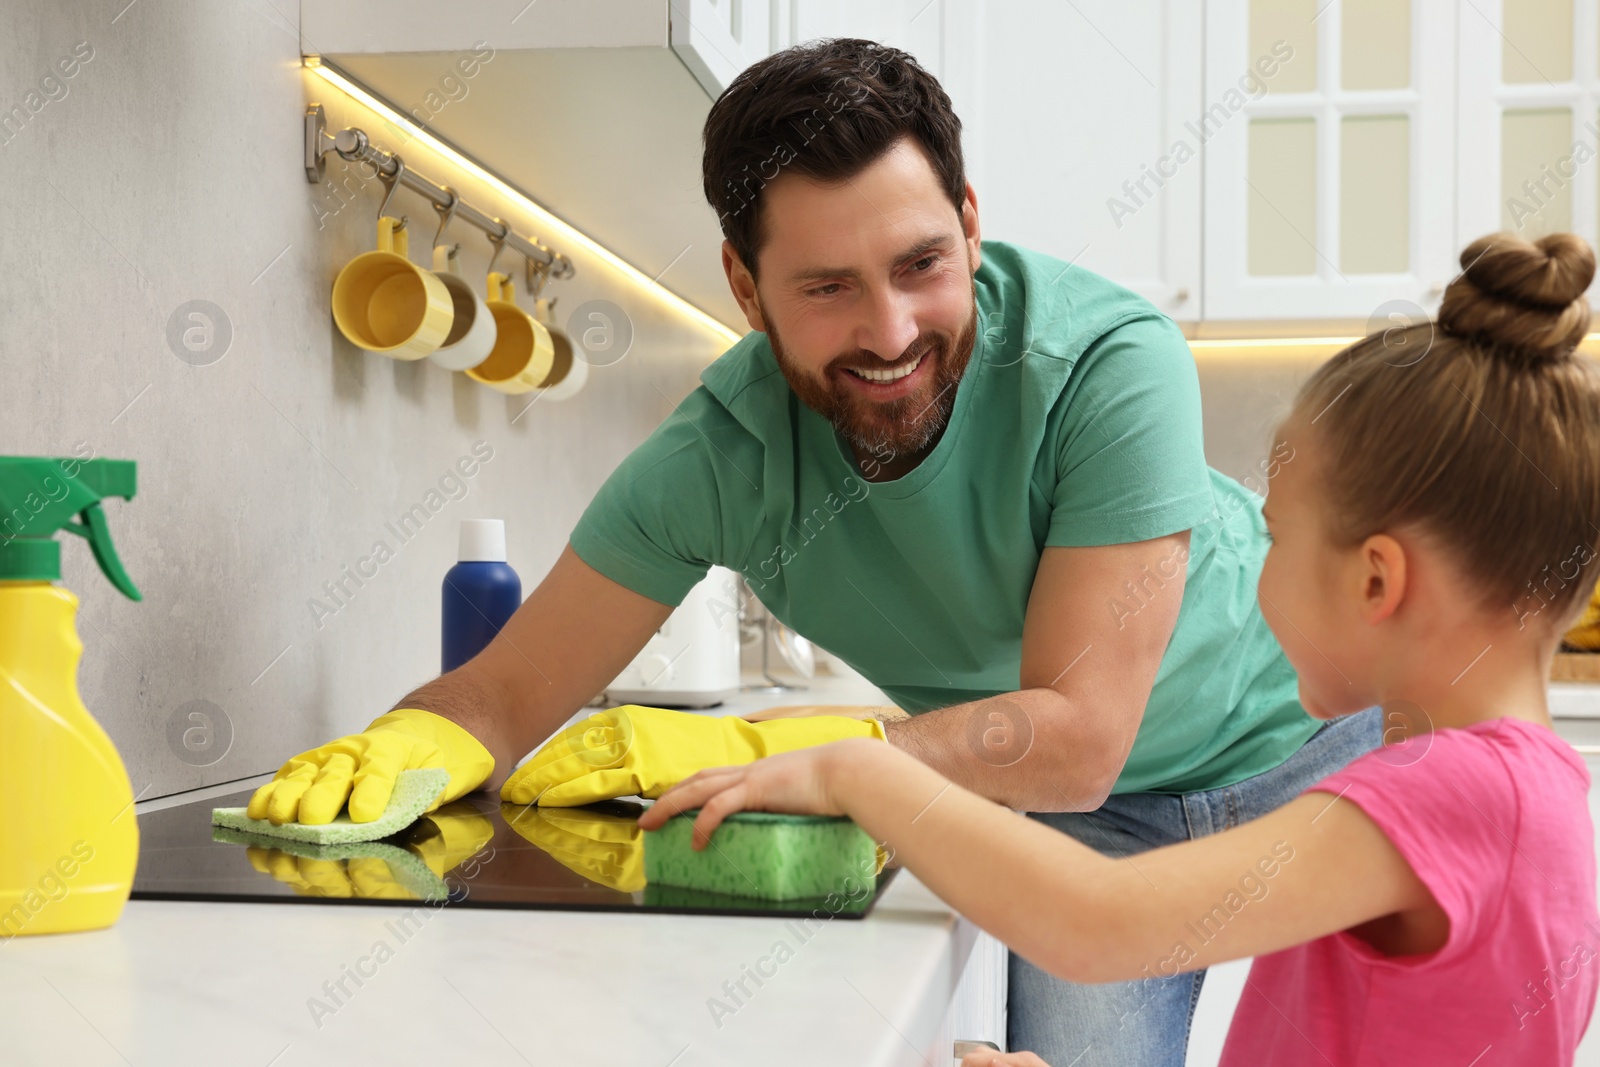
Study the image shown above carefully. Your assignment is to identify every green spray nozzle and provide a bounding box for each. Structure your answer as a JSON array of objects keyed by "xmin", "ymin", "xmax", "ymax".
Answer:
[{"xmin": 0, "ymin": 457, "xmax": 141, "ymax": 600}]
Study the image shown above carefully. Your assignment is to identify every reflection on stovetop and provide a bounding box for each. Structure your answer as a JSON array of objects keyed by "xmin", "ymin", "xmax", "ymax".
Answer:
[{"xmin": 131, "ymin": 785, "xmax": 893, "ymax": 920}]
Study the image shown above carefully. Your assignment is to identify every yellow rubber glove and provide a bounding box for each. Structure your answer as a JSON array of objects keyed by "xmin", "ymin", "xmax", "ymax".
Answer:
[
  {"xmin": 247, "ymin": 708, "xmax": 495, "ymax": 825},
  {"xmin": 503, "ymin": 803, "xmax": 645, "ymax": 892},
  {"xmin": 499, "ymin": 704, "xmax": 888, "ymax": 807},
  {"xmin": 243, "ymin": 806, "xmax": 496, "ymax": 898},
  {"xmin": 245, "ymin": 849, "xmax": 420, "ymax": 899},
  {"xmin": 405, "ymin": 806, "xmax": 497, "ymax": 879}
]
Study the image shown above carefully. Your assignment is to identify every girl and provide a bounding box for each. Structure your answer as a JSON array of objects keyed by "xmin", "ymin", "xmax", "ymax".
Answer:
[{"xmin": 639, "ymin": 231, "xmax": 1600, "ymax": 1065}]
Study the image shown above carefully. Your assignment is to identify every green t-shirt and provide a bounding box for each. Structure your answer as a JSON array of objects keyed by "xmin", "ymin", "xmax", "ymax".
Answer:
[{"xmin": 571, "ymin": 239, "xmax": 1319, "ymax": 795}]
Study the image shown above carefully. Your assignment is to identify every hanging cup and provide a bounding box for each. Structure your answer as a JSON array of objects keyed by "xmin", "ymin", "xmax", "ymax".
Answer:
[
  {"xmin": 330, "ymin": 217, "xmax": 454, "ymax": 359},
  {"xmin": 533, "ymin": 296, "xmax": 588, "ymax": 401},
  {"xmin": 467, "ymin": 272, "xmax": 555, "ymax": 394},
  {"xmin": 428, "ymin": 244, "xmax": 498, "ymax": 372}
]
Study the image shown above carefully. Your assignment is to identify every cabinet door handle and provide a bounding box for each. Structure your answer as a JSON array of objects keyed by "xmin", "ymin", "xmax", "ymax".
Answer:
[{"xmin": 954, "ymin": 1040, "xmax": 1002, "ymax": 1057}]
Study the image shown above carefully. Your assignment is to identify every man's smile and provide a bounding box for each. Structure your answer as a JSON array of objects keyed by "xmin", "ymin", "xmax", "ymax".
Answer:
[
  {"xmin": 844, "ymin": 350, "xmax": 924, "ymax": 383},
  {"xmin": 835, "ymin": 346, "xmax": 934, "ymax": 401}
]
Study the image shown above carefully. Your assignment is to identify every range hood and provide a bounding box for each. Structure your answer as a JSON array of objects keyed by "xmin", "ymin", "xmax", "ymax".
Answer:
[{"xmin": 302, "ymin": 0, "xmax": 762, "ymax": 331}]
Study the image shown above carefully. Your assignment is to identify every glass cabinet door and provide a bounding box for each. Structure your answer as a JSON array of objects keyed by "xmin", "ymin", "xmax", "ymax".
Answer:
[
  {"xmin": 1458, "ymin": 0, "xmax": 1600, "ymax": 291},
  {"xmin": 1204, "ymin": 0, "xmax": 1458, "ymax": 321}
]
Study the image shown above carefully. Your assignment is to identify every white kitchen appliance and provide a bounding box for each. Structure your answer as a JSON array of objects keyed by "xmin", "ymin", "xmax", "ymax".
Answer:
[{"xmin": 606, "ymin": 565, "xmax": 742, "ymax": 707}]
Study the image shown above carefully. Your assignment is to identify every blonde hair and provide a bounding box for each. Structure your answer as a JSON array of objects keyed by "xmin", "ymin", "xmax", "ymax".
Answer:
[{"xmin": 1285, "ymin": 232, "xmax": 1600, "ymax": 628}]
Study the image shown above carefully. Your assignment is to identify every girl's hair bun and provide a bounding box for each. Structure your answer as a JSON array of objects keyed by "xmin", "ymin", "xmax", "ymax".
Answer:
[{"xmin": 1437, "ymin": 231, "xmax": 1595, "ymax": 368}]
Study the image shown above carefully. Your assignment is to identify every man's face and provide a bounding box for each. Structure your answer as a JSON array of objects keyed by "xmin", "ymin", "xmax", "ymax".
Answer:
[{"xmin": 726, "ymin": 135, "xmax": 982, "ymax": 459}]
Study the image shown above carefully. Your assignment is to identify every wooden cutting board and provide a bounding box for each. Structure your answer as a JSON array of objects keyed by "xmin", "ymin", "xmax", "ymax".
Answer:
[{"xmin": 1551, "ymin": 652, "xmax": 1600, "ymax": 682}]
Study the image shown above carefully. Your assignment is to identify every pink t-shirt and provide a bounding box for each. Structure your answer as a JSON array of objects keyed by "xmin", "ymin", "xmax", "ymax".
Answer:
[{"xmin": 1220, "ymin": 716, "xmax": 1599, "ymax": 1066}]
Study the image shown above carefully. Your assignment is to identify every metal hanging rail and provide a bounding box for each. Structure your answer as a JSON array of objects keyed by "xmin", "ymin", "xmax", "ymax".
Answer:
[{"xmin": 303, "ymin": 104, "xmax": 575, "ymax": 288}]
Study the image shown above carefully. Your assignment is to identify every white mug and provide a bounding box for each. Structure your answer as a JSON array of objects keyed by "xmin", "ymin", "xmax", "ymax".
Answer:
[{"xmin": 428, "ymin": 244, "xmax": 497, "ymax": 372}]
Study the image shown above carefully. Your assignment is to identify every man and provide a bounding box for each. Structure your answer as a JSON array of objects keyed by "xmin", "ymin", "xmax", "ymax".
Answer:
[{"xmin": 253, "ymin": 38, "xmax": 1380, "ymax": 1065}]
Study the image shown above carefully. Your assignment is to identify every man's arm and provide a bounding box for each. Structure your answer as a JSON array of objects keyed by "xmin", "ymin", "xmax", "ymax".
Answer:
[
  {"xmin": 392, "ymin": 544, "xmax": 674, "ymax": 793},
  {"xmin": 884, "ymin": 531, "xmax": 1189, "ymax": 812}
]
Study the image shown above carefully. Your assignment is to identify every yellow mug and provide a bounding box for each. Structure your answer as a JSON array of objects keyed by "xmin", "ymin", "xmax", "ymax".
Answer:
[
  {"xmin": 467, "ymin": 272, "xmax": 556, "ymax": 394},
  {"xmin": 331, "ymin": 217, "xmax": 454, "ymax": 359}
]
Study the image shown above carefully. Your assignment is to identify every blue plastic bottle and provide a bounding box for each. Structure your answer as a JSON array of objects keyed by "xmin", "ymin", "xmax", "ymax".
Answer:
[{"xmin": 442, "ymin": 519, "xmax": 521, "ymax": 672}]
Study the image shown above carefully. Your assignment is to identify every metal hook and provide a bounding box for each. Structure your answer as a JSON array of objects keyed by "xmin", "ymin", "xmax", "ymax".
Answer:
[
  {"xmin": 431, "ymin": 187, "xmax": 460, "ymax": 250},
  {"xmin": 377, "ymin": 157, "xmax": 407, "ymax": 229},
  {"xmin": 486, "ymin": 219, "xmax": 509, "ymax": 276},
  {"xmin": 525, "ymin": 253, "xmax": 553, "ymax": 298},
  {"xmin": 536, "ymin": 294, "xmax": 560, "ymax": 328}
]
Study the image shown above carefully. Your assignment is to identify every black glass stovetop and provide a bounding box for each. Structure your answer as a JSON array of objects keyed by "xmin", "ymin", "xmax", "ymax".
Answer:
[{"xmin": 130, "ymin": 784, "xmax": 894, "ymax": 920}]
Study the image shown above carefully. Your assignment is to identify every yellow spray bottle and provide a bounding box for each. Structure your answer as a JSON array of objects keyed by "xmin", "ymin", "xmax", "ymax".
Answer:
[{"xmin": 0, "ymin": 456, "xmax": 141, "ymax": 937}]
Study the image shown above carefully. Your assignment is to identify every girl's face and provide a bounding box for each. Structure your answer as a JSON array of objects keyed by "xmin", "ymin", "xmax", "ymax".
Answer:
[{"xmin": 1256, "ymin": 426, "xmax": 1375, "ymax": 719}]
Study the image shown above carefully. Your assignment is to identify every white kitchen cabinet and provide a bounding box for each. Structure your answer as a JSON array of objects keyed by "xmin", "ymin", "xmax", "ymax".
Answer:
[
  {"xmin": 673, "ymin": 0, "xmax": 790, "ymax": 97},
  {"xmin": 928, "ymin": 925, "xmax": 1009, "ymax": 1063},
  {"xmin": 760, "ymin": 1, "xmax": 1205, "ymax": 321},
  {"xmin": 1201, "ymin": 0, "xmax": 1460, "ymax": 322},
  {"xmin": 793, "ymin": 0, "xmax": 948, "ymax": 79},
  {"xmin": 971, "ymin": 1, "xmax": 1203, "ymax": 319},
  {"xmin": 790, "ymin": 0, "xmax": 990, "ymax": 173},
  {"xmin": 670, "ymin": 1, "xmax": 961, "ymax": 114},
  {"xmin": 1457, "ymin": 0, "xmax": 1600, "ymax": 284}
]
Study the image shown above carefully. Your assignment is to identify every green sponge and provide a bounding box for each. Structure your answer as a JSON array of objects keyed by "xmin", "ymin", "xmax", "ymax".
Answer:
[
  {"xmin": 643, "ymin": 810, "xmax": 879, "ymax": 901},
  {"xmin": 211, "ymin": 768, "xmax": 449, "ymax": 845},
  {"xmin": 210, "ymin": 825, "xmax": 450, "ymax": 901}
]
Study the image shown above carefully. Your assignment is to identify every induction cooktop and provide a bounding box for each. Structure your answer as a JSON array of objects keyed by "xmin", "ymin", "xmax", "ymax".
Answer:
[{"xmin": 130, "ymin": 784, "xmax": 895, "ymax": 920}]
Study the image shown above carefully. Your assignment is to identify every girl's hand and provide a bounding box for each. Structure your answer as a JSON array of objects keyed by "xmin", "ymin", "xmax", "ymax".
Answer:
[{"xmin": 636, "ymin": 738, "xmax": 877, "ymax": 848}]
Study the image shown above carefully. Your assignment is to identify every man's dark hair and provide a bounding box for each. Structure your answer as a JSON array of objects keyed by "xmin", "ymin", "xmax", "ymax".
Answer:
[{"xmin": 701, "ymin": 38, "xmax": 966, "ymax": 283}]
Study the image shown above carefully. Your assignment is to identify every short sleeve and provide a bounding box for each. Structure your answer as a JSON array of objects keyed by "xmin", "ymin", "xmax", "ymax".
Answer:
[
  {"xmin": 1303, "ymin": 731, "xmax": 1519, "ymax": 966},
  {"xmin": 1046, "ymin": 314, "xmax": 1217, "ymax": 547},
  {"xmin": 569, "ymin": 387, "xmax": 761, "ymax": 607}
]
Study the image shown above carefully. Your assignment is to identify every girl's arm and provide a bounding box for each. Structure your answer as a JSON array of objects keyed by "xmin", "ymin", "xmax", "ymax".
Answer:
[{"xmin": 642, "ymin": 738, "xmax": 1440, "ymax": 984}]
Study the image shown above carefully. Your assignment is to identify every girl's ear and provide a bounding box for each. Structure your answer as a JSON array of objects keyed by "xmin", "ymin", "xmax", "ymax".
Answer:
[{"xmin": 1356, "ymin": 533, "xmax": 1408, "ymax": 624}]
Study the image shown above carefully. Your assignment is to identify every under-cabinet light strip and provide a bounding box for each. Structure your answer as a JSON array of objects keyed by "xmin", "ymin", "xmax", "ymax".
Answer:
[
  {"xmin": 1187, "ymin": 337, "xmax": 1361, "ymax": 350},
  {"xmin": 1189, "ymin": 333, "xmax": 1600, "ymax": 353},
  {"xmin": 305, "ymin": 57, "xmax": 743, "ymax": 347}
]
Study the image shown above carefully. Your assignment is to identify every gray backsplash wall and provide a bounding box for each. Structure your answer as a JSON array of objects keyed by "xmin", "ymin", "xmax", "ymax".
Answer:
[
  {"xmin": 1195, "ymin": 352, "xmax": 1329, "ymax": 489},
  {"xmin": 0, "ymin": 0, "xmax": 728, "ymax": 799}
]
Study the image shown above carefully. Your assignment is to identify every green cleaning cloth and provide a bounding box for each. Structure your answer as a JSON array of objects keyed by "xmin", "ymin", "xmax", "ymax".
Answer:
[
  {"xmin": 210, "ymin": 825, "xmax": 450, "ymax": 901},
  {"xmin": 643, "ymin": 810, "xmax": 879, "ymax": 901},
  {"xmin": 211, "ymin": 767, "xmax": 450, "ymax": 845}
]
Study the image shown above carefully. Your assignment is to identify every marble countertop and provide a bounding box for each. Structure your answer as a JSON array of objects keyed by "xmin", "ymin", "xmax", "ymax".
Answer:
[
  {"xmin": 2, "ymin": 867, "xmax": 982, "ymax": 1067},
  {"xmin": 1550, "ymin": 680, "xmax": 1600, "ymax": 721},
  {"xmin": 3, "ymin": 668, "xmax": 993, "ymax": 1067}
]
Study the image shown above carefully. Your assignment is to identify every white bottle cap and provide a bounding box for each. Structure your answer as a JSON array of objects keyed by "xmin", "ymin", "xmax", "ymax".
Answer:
[{"xmin": 458, "ymin": 519, "xmax": 507, "ymax": 562}]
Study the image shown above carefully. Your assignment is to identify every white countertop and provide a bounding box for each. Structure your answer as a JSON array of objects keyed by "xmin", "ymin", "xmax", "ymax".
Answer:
[
  {"xmin": 1, "ymin": 867, "xmax": 984, "ymax": 1067},
  {"xmin": 2, "ymin": 668, "xmax": 999, "ymax": 1067},
  {"xmin": 1551, "ymin": 681, "xmax": 1600, "ymax": 720}
]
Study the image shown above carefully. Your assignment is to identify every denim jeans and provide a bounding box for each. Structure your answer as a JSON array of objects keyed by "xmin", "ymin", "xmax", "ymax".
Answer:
[{"xmin": 1006, "ymin": 706, "xmax": 1383, "ymax": 1066}]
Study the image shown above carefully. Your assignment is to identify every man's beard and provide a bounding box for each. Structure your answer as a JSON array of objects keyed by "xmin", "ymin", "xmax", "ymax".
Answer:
[{"xmin": 766, "ymin": 298, "xmax": 979, "ymax": 461}]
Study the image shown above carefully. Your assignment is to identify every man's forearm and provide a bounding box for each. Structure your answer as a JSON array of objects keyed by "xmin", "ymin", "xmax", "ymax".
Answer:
[{"xmin": 882, "ymin": 687, "xmax": 1131, "ymax": 812}]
